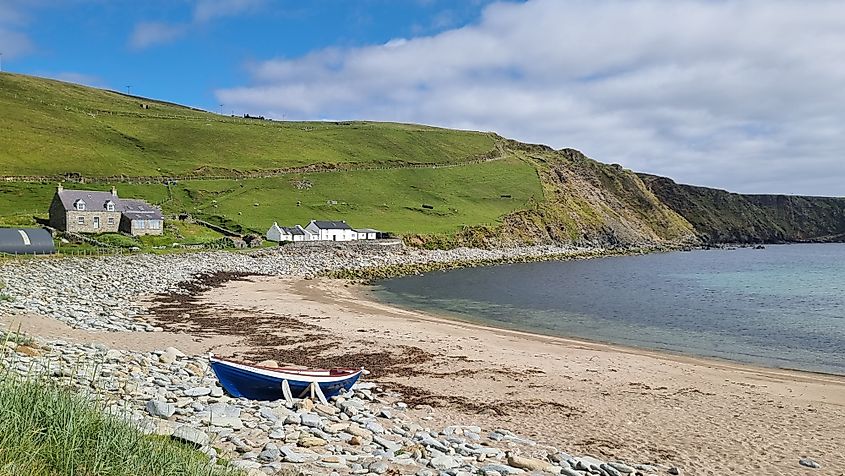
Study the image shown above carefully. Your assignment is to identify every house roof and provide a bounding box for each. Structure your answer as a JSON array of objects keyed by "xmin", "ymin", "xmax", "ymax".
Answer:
[
  {"xmin": 119, "ymin": 199, "xmax": 163, "ymax": 221},
  {"xmin": 310, "ymin": 220, "xmax": 352, "ymax": 230},
  {"xmin": 353, "ymin": 228, "xmax": 379, "ymax": 233},
  {"xmin": 57, "ymin": 189, "xmax": 118, "ymax": 211},
  {"xmin": 281, "ymin": 226, "xmax": 305, "ymax": 235}
]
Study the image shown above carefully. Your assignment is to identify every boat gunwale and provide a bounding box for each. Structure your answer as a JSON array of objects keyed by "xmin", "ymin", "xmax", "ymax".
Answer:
[{"xmin": 209, "ymin": 354, "xmax": 362, "ymax": 377}]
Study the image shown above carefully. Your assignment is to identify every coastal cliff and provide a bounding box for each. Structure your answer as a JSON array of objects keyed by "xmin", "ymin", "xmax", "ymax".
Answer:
[{"xmin": 639, "ymin": 174, "xmax": 845, "ymax": 243}]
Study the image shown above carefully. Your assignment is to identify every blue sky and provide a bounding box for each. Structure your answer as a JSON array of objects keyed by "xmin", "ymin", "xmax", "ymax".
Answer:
[
  {"xmin": 2, "ymin": 1, "xmax": 493, "ymax": 112},
  {"xmin": 2, "ymin": 0, "xmax": 844, "ymax": 196}
]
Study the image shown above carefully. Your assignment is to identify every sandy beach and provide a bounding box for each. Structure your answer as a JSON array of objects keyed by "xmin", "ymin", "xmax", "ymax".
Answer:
[
  {"xmin": 3, "ymin": 269, "xmax": 843, "ymax": 475},
  {"xmin": 145, "ymin": 274, "xmax": 845, "ymax": 475}
]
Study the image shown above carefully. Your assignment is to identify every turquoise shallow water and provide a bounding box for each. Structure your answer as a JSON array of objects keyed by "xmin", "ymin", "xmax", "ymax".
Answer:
[{"xmin": 373, "ymin": 244, "xmax": 845, "ymax": 375}]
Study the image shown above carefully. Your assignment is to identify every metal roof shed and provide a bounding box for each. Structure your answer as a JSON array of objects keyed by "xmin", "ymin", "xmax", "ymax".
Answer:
[{"xmin": 0, "ymin": 228, "xmax": 56, "ymax": 255}]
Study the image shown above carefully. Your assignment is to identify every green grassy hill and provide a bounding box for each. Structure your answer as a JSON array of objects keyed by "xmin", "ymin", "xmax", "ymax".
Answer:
[
  {"xmin": 0, "ymin": 73, "xmax": 495, "ymax": 177},
  {"xmin": 5, "ymin": 71, "xmax": 838, "ymax": 247}
]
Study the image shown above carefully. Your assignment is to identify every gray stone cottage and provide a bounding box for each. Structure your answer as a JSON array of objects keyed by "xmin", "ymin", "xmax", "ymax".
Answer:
[{"xmin": 49, "ymin": 186, "xmax": 163, "ymax": 236}]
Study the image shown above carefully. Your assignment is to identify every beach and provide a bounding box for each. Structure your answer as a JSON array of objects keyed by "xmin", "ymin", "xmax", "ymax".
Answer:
[
  {"xmin": 164, "ymin": 275, "xmax": 844, "ymax": 475},
  {"xmin": 1, "ymin": 247, "xmax": 843, "ymax": 475}
]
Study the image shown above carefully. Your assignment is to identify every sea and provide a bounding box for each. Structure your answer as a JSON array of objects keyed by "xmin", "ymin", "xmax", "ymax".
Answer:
[{"xmin": 372, "ymin": 244, "xmax": 845, "ymax": 375}]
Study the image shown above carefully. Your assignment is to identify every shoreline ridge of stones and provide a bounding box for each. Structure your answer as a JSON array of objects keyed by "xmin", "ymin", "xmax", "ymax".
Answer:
[{"xmin": 1, "ymin": 338, "xmax": 677, "ymax": 476}]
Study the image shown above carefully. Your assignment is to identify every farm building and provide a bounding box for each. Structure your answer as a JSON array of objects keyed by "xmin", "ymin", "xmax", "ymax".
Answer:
[
  {"xmin": 353, "ymin": 228, "xmax": 379, "ymax": 240},
  {"xmin": 119, "ymin": 199, "xmax": 164, "ymax": 236},
  {"xmin": 305, "ymin": 220, "xmax": 356, "ymax": 242},
  {"xmin": 0, "ymin": 228, "xmax": 55, "ymax": 255},
  {"xmin": 49, "ymin": 185, "xmax": 163, "ymax": 237}
]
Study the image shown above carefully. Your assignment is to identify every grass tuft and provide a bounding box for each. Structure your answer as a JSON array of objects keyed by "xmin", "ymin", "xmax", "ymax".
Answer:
[{"xmin": 0, "ymin": 371, "xmax": 241, "ymax": 476}]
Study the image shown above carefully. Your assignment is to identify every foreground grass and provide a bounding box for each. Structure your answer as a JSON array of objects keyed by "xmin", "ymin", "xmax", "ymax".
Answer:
[{"xmin": 0, "ymin": 373, "xmax": 239, "ymax": 476}]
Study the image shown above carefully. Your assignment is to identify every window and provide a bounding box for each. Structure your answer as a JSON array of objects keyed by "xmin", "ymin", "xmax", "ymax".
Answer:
[
  {"xmin": 107, "ymin": 217, "xmax": 115, "ymax": 225},
  {"xmin": 136, "ymin": 220, "xmax": 145, "ymax": 229},
  {"xmin": 77, "ymin": 216, "xmax": 85, "ymax": 225},
  {"xmin": 151, "ymin": 220, "xmax": 161, "ymax": 229},
  {"xmin": 105, "ymin": 201, "xmax": 115, "ymax": 212},
  {"xmin": 74, "ymin": 199, "xmax": 85, "ymax": 211}
]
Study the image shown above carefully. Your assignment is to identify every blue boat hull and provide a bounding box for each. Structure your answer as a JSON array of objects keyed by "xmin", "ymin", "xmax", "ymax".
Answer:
[{"xmin": 210, "ymin": 360, "xmax": 362, "ymax": 401}]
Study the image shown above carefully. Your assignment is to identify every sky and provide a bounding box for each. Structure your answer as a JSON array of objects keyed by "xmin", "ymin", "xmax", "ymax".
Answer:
[{"xmin": 1, "ymin": 0, "xmax": 843, "ymax": 197}]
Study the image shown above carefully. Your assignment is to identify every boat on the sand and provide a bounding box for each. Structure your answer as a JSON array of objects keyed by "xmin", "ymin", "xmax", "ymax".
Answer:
[{"xmin": 209, "ymin": 354, "xmax": 364, "ymax": 402}]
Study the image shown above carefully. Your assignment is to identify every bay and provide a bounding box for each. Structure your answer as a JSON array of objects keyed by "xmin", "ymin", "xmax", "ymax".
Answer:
[{"xmin": 373, "ymin": 244, "xmax": 845, "ymax": 375}]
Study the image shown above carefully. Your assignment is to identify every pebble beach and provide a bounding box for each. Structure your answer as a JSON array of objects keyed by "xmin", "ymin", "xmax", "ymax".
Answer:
[{"xmin": 1, "ymin": 243, "xmax": 843, "ymax": 475}]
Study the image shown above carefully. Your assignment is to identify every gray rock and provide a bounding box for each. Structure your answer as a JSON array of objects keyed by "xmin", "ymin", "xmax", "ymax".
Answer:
[
  {"xmin": 430, "ymin": 455, "xmax": 462, "ymax": 470},
  {"xmin": 480, "ymin": 464, "xmax": 524, "ymax": 476},
  {"xmin": 301, "ymin": 413, "xmax": 322, "ymax": 428},
  {"xmin": 668, "ymin": 468, "xmax": 681, "ymax": 475},
  {"xmin": 183, "ymin": 386, "xmax": 211, "ymax": 397},
  {"xmin": 608, "ymin": 462, "xmax": 635, "ymax": 474},
  {"xmin": 799, "ymin": 459, "xmax": 821, "ymax": 469},
  {"xmin": 258, "ymin": 447, "xmax": 281, "ymax": 463},
  {"xmin": 279, "ymin": 446, "xmax": 307, "ymax": 464},
  {"xmin": 369, "ymin": 461, "xmax": 390, "ymax": 474},
  {"xmin": 145, "ymin": 400, "xmax": 175, "ymax": 418},
  {"xmin": 172, "ymin": 426, "xmax": 209, "ymax": 447}
]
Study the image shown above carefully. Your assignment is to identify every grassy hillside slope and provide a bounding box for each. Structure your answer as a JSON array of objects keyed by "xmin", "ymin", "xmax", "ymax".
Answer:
[
  {"xmin": 3, "ymin": 72, "xmax": 841, "ymax": 246},
  {"xmin": 0, "ymin": 73, "xmax": 495, "ymax": 177},
  {"xmin": 640, "ymin": 174, "xmax": 845, "ymax": 243}
]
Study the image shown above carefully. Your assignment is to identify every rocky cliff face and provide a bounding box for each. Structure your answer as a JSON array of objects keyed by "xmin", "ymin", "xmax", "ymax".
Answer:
[
  {"xmin": 409, "ymin": 143, "xmax": 698, "ymax": 248},
  {"xmin": 639, "ymin": 174, "xmax": 845, "ymax": 243}
]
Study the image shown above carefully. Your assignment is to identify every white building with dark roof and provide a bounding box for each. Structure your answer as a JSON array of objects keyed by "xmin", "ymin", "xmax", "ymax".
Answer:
[{"xmin": 305, "ymin": 220, "xmax": 356, "ymax": 241}]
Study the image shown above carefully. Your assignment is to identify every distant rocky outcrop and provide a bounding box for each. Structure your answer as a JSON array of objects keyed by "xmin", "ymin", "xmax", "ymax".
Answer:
[{"xmin": 639, "ymin": 173, "xmax": 845, "ymax": 243}]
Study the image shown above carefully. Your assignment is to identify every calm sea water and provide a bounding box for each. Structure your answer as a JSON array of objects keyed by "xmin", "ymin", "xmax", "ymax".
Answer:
[{"xmin": 373, "ymin": 244, "xmax": 845, "ymax": 375}]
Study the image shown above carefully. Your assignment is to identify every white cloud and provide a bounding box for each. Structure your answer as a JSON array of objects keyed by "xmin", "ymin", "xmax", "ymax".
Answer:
[
  {"xmin": 0, "ymin": 1, "xmax": 34, "ymax": 59},
  {"xmin": 216, "ymin": 0, "xmax": 845, "ymax": 196},
  {"xmin": 129, "ymin": 21, "xmax": 187, "ymax": 50},
  {"xmin": 128, "ymin": 0, "xmax": 262, "ymax": 50}
]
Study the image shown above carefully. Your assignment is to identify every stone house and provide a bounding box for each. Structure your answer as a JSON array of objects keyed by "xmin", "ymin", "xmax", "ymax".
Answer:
[{"xmin": 49, "ymin": 186, "xmax": 163, "ymax": 236}]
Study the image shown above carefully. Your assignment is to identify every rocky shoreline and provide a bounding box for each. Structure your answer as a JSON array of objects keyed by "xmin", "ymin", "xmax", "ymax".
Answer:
[
  {"xmin": 0, "ymin": 242, "xmax": 663, "ymax": 332},
  {"xmin": 1, "ymin": 335, "xmax": 670, "ymax": 476},
  {"xmin": 0, "ymin": 242, "xmax": 685, "ymax": 475}
]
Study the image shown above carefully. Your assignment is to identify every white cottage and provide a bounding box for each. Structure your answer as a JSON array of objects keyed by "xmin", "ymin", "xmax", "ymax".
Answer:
[
  {"xmin": 267, "ymin": 222, "xmax": 309, "ymax": 242},
  {"xmin": 266, "ymin": 222, "xmax": 290, "ymax": 242},
  {"xmin": 305, "ymin": 220, "xmax": 356, "ymax": 241}
]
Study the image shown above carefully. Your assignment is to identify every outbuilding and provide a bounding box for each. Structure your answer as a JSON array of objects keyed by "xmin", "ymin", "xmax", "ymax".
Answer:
[
  {"xmin": 353, "ymin": 228, "xmax": 379, "ymax": 240},
  {"xmin": 0, "ymin": 228, "xmax": 56, "ymax": 255}
]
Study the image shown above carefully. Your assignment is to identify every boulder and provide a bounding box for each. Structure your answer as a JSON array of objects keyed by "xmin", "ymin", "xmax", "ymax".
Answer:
[
  {"xmin": 145, "ymin": 400, "xmax": 175, "ymax": 418},
  {"xmin": 172, "ymin": 426, "xmax": 210, "ymax": 447}
]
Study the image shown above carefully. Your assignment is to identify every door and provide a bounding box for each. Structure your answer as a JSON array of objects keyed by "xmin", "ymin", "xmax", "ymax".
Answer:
[{"xmin": 93, "ymin": 216, "xmax": 100, "ymax": 229}]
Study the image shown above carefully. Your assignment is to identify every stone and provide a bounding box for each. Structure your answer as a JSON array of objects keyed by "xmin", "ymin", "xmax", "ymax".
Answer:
[
  {"xmin": 315, "ymin": 403, "xmax": 339, "ymax": 415},
  {"xmin": 279, "ymin": 446, "xmax": 307, "ymax": 463},
  {"xmin": 258, "ymin": 447, "xmax": 281, "ymax": 463},
  {"xmin": 297, "ymin": 398, "xmax": 315, "ymax": 412},
  {"xmin": 608, "ymin": 462, "xmax": 636, "ymax": 474},
  {"xmin": 299, "ymin": 436, "xmax": 327, "ymax": 448},
  {"xmin": 668, "ymin": 468, "xmax": 681, "ymax": 475},
  {"xmin": 480, "ymin": 464, "xmax": 524, "ymax": 476},
  {"xmin": 209, "ymin": 416, "xmax": 244, "ymax": 429},
  {"xmin": 430, "ymin": 455, "xmax": 462, "ymax": 470},
  {"xmin": 172, "ymin": 426, "xmax": 209, "ymax": 447},
  {"xmin": 300, "ymin": 413, "xmax": 322, "ymax": 428},
  {"xmin": 257, "ymin": 359, "xmax": 280, "ymax": 368},
  {"xmin": 184, "ymin": 386, "xmax": 211, "ymax": 397},
  {"xmin": 145, "ymin": 400, "xmax": 175, "ymax": 418},
  {"xmin": 799, "ymin": 458, "xmax": 821, "ymax": 469},
  {"xmin": 507, "ymin": 453, "xmax": 559, "ymax": 473},
  {"xmin": 15, "ymin": 345, "xmax": 40, "ymax": 357},
  {"xmin": 366, "ymin": 421, "xmax": 386, "ymax": 434}
]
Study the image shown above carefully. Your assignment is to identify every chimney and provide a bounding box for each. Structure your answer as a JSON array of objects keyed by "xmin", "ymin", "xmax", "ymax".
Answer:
[
  {"xmin": 57, "ymin": 184, "xmax": 63, "ymax": 193},
  {"xmin": 111, "ymin": 186, "xmax": 118, "ymax": 196}
]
